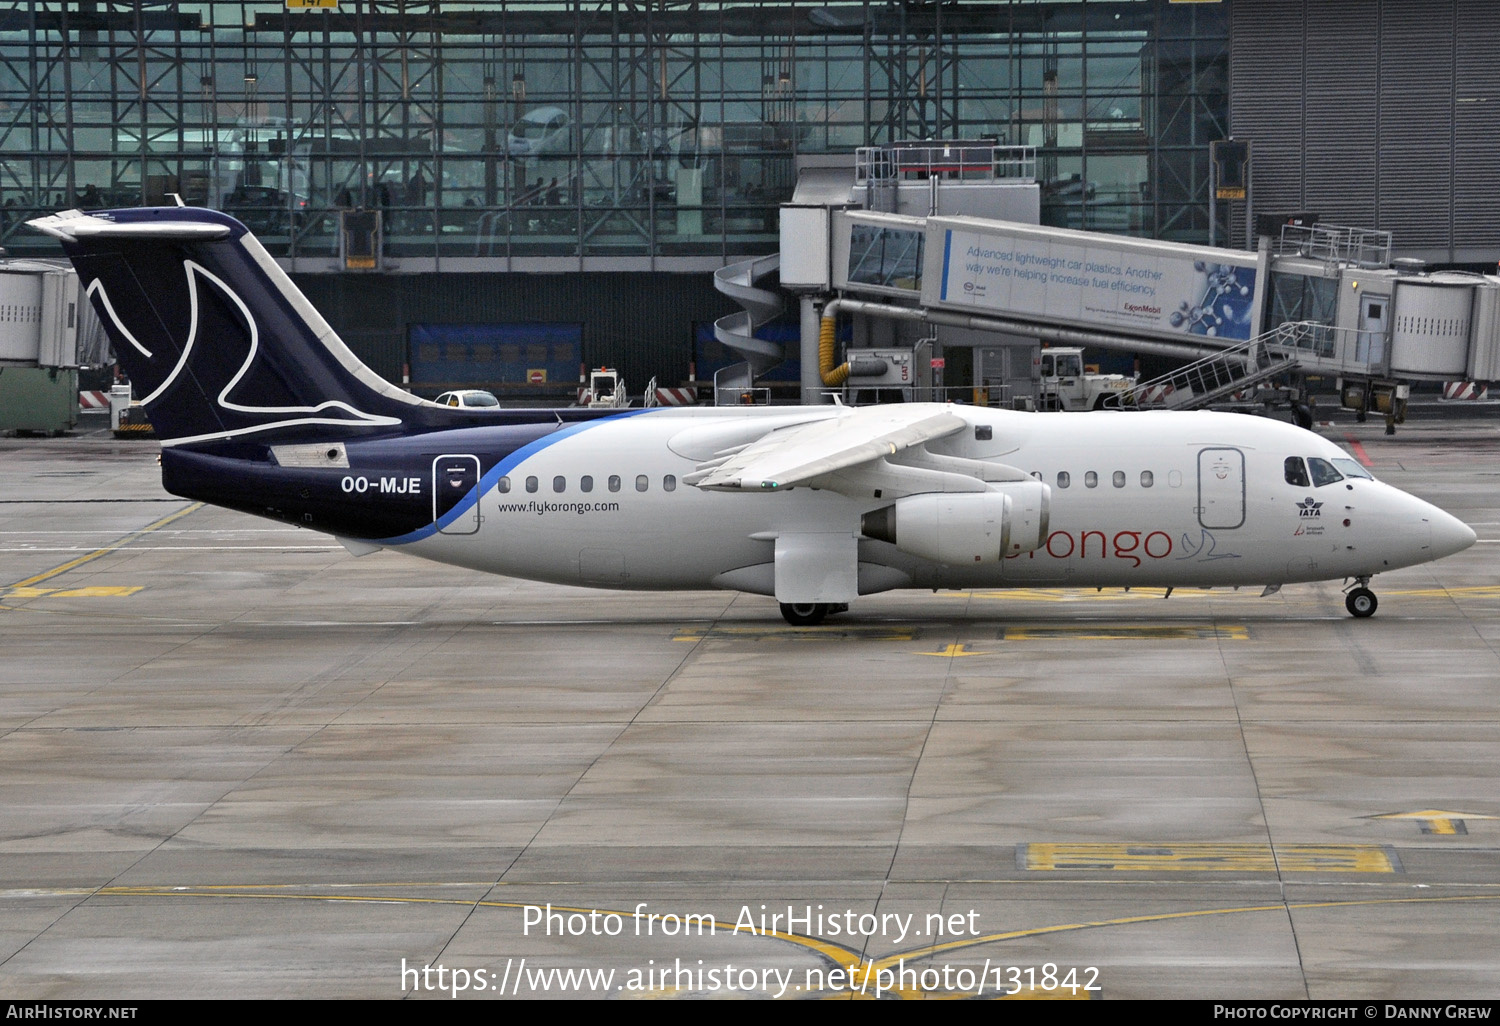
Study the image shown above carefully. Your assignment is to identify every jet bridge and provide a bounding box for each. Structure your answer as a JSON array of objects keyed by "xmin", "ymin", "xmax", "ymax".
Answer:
[
  {"xmin": 1264, "ymin": 224, "xmax": 1500, "ymax": 384},
  {"xmin": 712, "ymin": 145, "xmax": 1500, "ymax": 418},
  {"xmin": 719, "ymin": 162, "xmax": 1287, "ymax": 406},
  {"xmin": 832, "ymin": 210, "xmax": 1272, "ymax": 360},
  {"xmin": 818, "ymin": 212, "xmax": 1500, "ymax": 426},
  {"xmin": 0, "ymin": 259, "xmax": 103, "ymax": 434}
]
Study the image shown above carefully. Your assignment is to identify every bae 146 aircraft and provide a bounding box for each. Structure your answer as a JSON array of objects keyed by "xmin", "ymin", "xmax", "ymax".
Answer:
[{"xmin": 33, "ymin": 206, "xmax": 1476, "ymax": 625}]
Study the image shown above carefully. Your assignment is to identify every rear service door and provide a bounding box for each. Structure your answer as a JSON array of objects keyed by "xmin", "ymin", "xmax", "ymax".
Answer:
[
  {"xmin": 434, "ymin": 454, "xmax": 481, "ymax": 534},
  {"xmin": 1197, "ymin": 447, "xmax": 1245, "ymax": 529}
]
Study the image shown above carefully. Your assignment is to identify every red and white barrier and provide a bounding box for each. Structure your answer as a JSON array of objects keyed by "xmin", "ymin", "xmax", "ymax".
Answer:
[
  {"xmin": 1132, "ymin": 383, "xmax": 1175, "ymax": 407},
  {"xmin": 653, "ymin": 387, "xmax": 698, "ymax": 406},
  {"xmin": 78, "ymin": 390, "xmax": 110, "ymax": 411},
  {"xmin": 1442, "ymin": 381, "xmax": 1489, "ymax": 401}
]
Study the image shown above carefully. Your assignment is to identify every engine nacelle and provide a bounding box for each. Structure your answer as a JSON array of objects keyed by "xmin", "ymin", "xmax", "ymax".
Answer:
[
  {"xmin": 996, "ymin": 479, "xmax": 1050, "ymax": 554},
  {"xmin": 861, "ymin": 482, "xmax": 1050, "ymax": 564}
]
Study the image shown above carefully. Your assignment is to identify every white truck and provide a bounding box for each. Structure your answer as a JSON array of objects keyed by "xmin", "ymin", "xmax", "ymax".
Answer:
[{"xmin": 1038, "ymin": 347, "xmax": 1134, "ymax": 411}]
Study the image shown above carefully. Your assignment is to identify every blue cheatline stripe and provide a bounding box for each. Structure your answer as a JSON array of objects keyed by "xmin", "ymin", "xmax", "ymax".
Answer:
[
  {"xmin": 940, "ymin": 230, "xmax": 953, "ymax": 302},
  {"xmin": 377, "ymin": 407, "xmax": 656, "ymax": 545}
]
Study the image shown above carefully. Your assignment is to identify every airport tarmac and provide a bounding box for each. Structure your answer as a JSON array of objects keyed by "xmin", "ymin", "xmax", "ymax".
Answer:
[{"xmin": 1, "ymin": 412, "xmax": 1498, "ymax": 1000}]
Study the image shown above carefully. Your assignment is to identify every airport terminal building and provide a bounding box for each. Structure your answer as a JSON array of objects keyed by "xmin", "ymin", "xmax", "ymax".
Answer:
[{"xmin": 1, "ymin": 0, "xmax": 1495, "ymax": 396}]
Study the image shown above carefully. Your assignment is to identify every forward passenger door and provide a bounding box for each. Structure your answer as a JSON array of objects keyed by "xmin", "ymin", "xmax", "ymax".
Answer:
[{"xmin": 1197, "ymin": 447, "xmax": 1245, "ymax": 529}]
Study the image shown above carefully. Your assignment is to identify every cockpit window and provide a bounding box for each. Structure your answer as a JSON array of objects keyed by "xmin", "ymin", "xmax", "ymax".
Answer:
[
  {"xmin": 1331, "ymin": 458, "xmax": 1374, "ymax": 481},
  {"xmin": 1284, "ymin": 457, "xmax": 1310, "ymax": 487},
  {"xmin": 1307, "ymin": 457, "xmax": 1344, "ymax": 487}
]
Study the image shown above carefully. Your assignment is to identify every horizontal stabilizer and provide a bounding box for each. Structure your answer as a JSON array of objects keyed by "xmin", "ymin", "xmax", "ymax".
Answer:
[{"xmin": 30, "ymin": 211, "xmax": 231, "ymax": 240}]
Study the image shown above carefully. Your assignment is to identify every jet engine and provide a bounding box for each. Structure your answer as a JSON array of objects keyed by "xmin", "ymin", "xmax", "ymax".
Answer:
[{"xmin": 860, "ymin": 481, "xmax": 1050, "ymax": 564}]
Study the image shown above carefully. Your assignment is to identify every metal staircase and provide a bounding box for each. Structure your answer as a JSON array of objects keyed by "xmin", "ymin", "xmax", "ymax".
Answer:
[
  {"xmin": 1110, "ymin": 322, "xmax": 1320, "ymax": 410},
  {"xmin": 711, "ymin": 253, "xmax": 784, "ymax": 404}
]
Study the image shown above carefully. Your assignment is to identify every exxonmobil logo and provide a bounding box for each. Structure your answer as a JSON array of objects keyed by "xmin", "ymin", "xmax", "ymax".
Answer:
[{"xmin": 1123, "ymin": 303, "xmax": 1161, "ymax": 315}]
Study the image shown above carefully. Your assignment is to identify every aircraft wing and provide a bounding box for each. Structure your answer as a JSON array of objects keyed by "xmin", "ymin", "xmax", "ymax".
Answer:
[{"xmin": 686, "ymin": 404, "xmax": 967, "ymax": 492}]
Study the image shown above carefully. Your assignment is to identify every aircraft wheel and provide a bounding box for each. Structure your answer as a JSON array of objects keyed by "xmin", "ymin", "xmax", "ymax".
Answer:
[
  {"xmin": 780, "ymin": 602, "xmax": 829, "ymax": 627},
  {"xmin": 1345, "ymin": 587, "xmax": 1378, "ymax": 618}
]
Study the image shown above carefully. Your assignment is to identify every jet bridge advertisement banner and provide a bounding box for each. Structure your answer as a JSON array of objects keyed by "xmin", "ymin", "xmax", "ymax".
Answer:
[{"xmin": 925, "ymin": 219, "xmax": 1265, "ymax": 344}]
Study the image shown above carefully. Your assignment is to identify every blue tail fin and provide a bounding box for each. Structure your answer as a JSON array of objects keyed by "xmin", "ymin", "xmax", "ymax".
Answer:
[{"xmin": 31, "ymin": 207, "xmax": 421, "ymax": 444}]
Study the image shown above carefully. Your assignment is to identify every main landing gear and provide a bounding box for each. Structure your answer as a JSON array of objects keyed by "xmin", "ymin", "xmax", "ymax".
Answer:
[
  {"xmin": 778, "ymin": 602, "xmax": 849, "ymax": 626},
  {"xmin": 1345, "ymin": 577, "xmax": 1378, "ymax": 618}
]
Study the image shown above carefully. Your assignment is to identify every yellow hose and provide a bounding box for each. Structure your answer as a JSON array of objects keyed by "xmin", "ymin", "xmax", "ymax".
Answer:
[{"xmin": 819, "ymin": 315, "xmax": 850, "ymax": 387}]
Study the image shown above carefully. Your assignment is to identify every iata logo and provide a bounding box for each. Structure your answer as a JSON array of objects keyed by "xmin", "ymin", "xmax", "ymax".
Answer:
[{"xmin": 1297, "ymin": 497, "xmax": 1323, "ymax": 518}]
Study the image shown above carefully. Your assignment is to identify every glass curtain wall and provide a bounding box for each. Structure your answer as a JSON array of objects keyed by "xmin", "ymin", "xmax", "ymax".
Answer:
[{"xmin": 0, "ymin": 1, "xmax": 1227, "ymax": 258}]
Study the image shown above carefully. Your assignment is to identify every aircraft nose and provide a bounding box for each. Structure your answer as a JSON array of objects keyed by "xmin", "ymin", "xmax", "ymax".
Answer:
[{"xmin": 1429, "ymin": 509, "xmax": 1478, "ymax": 559}]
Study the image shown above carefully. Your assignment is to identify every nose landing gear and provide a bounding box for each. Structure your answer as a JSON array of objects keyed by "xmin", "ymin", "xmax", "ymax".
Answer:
[
  {"xmin": 1344, "ymin": 577, "xmax": 1378, "ymax": 618},
  {"xmin": 780, "ymin": 602, "xmax": 828, "ymax": 626},
  {"xmin": 778, "ymin": 602, "xmax": 849, "ymax": 626}
]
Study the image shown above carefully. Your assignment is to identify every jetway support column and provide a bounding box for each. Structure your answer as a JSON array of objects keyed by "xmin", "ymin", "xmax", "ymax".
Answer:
[{"xmin": 801, "ymin": 295, "xmax": 828, "ymax": 405}]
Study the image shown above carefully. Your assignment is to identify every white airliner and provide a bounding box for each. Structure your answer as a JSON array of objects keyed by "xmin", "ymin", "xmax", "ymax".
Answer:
[{"xmin": 34, "ymin": 206, "xmax": 1477, "ymax": 624}]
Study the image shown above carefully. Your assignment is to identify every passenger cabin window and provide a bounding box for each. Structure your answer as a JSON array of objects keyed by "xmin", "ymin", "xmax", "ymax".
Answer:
[
  {"xmin": 1112, "ymin": 471, "xmax": 1126, "ymax": 488},
  {"xmin": 1168, "ymin": 470, "xmax": 1183, "ymax": 488},
  {"xmin": 525, "ymin": 476, "xmax": 539, "ymax": 493},
  {"xmin": 663, "ymin": 475, "xmax": 677, "ymax": 492},
  {"xmin": 1085, "ymin": 471, "xmax": 1098, "ymax": 488},
  {"xmin": 975, "ymin": 425, "xmax": 993, "ymax": 441},
  {"xmin": 1057, "ymin": 471, "xmax": 1070, "ymax": 488},
  {"xmin": 608, "ymin": 475, "xmax": 621, "ymax": 492},
  {"xmin": 497, "ymin": 477, "xmax": 511, "ymax": 493},
  {"xmin": 1140, "ymin": 471, "xmax": 1154, "ymax": 488},
  {"xmin": 635, "ymin": 474, "xmax": 649, "ymax": 492},
  {"xmin": 580, "ymin": 475, "xmax": 593, "ymax": 493},
  {"xmin": 553, "ymin": 476, "xmax": 565, "ymax": 493},
  {"xmin": 1284, "ymin": 457, "xmax": 1310, "ymax": 488},
  {"xmin": 1307, "ymin": 457, "xmax": 1344, "ymax": 487}
]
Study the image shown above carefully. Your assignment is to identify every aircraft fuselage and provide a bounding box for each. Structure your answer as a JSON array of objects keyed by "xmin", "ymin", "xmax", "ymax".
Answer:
[{"xmin": 161, "ymin": 404, "xmax": 1470, "ymax": 597}]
